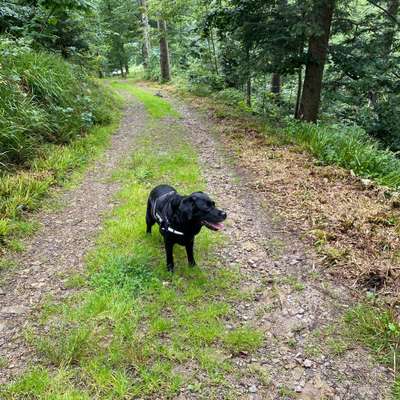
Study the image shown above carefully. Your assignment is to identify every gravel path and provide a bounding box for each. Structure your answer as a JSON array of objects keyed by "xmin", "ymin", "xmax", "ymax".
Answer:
[
  {"xmin": 0, "ymin": 93, "xmax": 146, "ymax": 383},
  {"xmin": 0, "ymin": 84, "xmax": 392, "ymax": 399},
  {"xmin": 164, "ymin": 91, "xmax": 391, "ymax": 399}
]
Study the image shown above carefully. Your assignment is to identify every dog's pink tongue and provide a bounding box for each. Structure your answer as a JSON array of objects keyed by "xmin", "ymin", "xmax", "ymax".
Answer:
[{"xmin": 213, "ymin": 222, "xmax": 224, "ymax": 230}]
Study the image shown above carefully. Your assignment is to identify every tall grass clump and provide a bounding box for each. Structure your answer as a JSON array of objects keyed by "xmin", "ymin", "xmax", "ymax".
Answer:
[
  {"xmin": 284, "ymin": 121, "xmax": 400, "ymax": 189},
  {"xmin": 0, "ymin": 37, "xmax": 115, "ymax": 166}
]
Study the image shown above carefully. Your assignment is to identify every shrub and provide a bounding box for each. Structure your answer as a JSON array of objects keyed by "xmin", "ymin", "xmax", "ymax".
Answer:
[{"xmin": 212, "ymin": 88, "xmax": 244, "ymax": 106}]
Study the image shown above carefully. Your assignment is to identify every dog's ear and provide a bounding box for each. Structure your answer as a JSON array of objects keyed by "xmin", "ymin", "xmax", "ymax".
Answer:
[{"xmin": 180, "ymin": 197, "xmax": 194, "ymax": 220}]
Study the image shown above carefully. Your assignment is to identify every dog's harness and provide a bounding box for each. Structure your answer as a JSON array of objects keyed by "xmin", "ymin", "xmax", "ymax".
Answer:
[{"xmin": 152, "ymin": 191, "xmax": 184, "ymax": 236}]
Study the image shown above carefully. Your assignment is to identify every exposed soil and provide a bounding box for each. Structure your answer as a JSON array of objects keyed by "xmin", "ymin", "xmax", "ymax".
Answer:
[
  {"xmin": 0, "ymin": 94, "xmax": 147, "ymax": 383},
  {"xmin": 0, "ymin": 83, "xmax": 393, "ymax": 399}
]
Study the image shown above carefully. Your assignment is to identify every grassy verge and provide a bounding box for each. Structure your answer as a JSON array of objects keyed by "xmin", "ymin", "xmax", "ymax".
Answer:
[
  {"xmin": 0, "ymin": 82, "xmax": 263, "ymax": 399},
  {"xmin": 344, "ymin": 302, "xmax": 400, "ymax": 398},
  {"xmin": 0, "ymin": 88, "xmax": 123, "ymax": 253},
  {"xmin": 284, "ymin": 122, "xmax": 400, "ymax": 189}
]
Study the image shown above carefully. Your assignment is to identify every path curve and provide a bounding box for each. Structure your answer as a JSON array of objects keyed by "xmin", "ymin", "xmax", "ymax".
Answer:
[{"xmin": 0, "ymin": 93, "xmax": 146, "ymax": 383}]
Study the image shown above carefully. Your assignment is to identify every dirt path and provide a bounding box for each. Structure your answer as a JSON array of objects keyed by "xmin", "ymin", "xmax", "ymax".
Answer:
[
  {"xmin": 0, "ymin": 94, "xmax": 146, "ymax": 383},
  {"xmin": 158, "ymin": 88, "xmax": 391, "ymax": 399},
  {"xmin": 0, "ymin": 84, "xmax": 392, "ymax": 399}
]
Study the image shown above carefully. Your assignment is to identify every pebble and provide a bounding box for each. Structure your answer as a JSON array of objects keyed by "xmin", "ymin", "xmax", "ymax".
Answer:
[
  {"xmin": 295, "ymin": 385, "xmax": 303, "ymax": 393},
  {"xmin": 303, "ymin": 359, "xmax": 313, "ymax": 368},
  {"xmin": 249, "ymin": 385, "xmax": 257, "ymax": 393}
]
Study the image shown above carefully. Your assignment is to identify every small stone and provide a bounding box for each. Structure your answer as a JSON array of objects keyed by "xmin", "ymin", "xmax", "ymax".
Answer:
[
  {"xmin": 294, "ymin": 385, "xmax": 303, "ymax": 393},
  {"xmin": 249, "ymin": 385, "xmax": 257, "ymax": 393},
  {"xmin": 303, "ymin": 359, "xmax": 313, "ymax": 368},
  {"xmin": 361, "ymin": 178, "xmax": 373, "ymax": 188}
]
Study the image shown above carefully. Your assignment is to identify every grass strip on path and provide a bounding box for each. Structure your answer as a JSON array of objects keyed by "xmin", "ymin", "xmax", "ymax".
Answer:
[{"xmin": 0, "ymin": 82, "xmax": 263, "ymax": 399}]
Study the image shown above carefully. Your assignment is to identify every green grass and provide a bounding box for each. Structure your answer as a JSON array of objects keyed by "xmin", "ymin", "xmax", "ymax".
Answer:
[
  {"xmin": 345, "ymin": 303, "xmax": 400, "ymax": 397},
  {"xmin": 223, "ymin": 327, "xmax": 264, "ymax": 354},
  {"xmin": 111, "ymin": 81, "xmax": 180, "ymax": 119},
  {"xmin": 0, "ymin": 82, "xmax": 263, "ymax": 399},
  {"xmin": 345, "ymin": 304, "xmax": 400, "ymax": 367}
]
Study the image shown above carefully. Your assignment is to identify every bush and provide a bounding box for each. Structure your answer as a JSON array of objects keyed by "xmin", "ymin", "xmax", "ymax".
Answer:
[
  {"xmin": 183, "ymin": 61, "xmax": 224, "ymax": 96},
  {"xmin": 0, "ymin": 37, "xmax": 114, "ymax": 166},
  {"xmin": 212, "ymin": 88, "xmax": 244, "ymax": 106}
]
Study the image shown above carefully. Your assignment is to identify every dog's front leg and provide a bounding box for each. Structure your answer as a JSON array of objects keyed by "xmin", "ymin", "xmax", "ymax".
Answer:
[
  {"xmin": 185, "ymin": 240, "xmax": 196, "ymax": 267},
  {"xmin": 165, "ymin": 239, "xmax": 175, "ymax": 272}
]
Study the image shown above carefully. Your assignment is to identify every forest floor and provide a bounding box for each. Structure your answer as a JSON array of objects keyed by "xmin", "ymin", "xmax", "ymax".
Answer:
[{"xmin": 0, "ymin": 80, "xmax": 394, "ymax": 399}]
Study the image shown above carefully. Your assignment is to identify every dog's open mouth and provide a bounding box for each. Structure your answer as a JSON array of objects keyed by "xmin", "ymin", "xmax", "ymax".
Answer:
[{"xmin": 202, "ymin": 220, "xmax": 224, "ymax": 231}]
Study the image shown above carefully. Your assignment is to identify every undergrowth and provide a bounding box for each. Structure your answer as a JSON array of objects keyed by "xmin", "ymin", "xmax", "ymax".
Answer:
[
  {"xmin": 284, "ymin": 122, "xmax": 400, "ymax": 189},
  {"xmin": 0, "ymin": 38, "xmax": 115, "ymax": 166},
  {"xmin": 0, "ymin": 82, "xmax": 263, "ymax": 399}
]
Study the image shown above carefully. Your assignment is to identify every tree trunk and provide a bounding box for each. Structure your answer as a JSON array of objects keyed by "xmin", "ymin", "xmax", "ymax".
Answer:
[
  {"xmin": 119, "ymin": 60, "xmax": 125, "ymax": 78},
  {"xmin": 125, "ymin": 63, "xmax": 129, "ymax": 76},
  {"xmin": 298, "ymin": 0, "xmax": 335, "ymax": 122},
  {"xmin": 383, "ymin": 0, "xmax": 399, "ymax": 53},
  {"xmin": 271, "ymin": 73, "xmax": 281, "ymax": 95},
  {"xmin": 158, "ymin": 19, "xmax": 171, "ymax": 82},
  {"xmin": 138, "ymin": 0, "xmax": 151, "ymax": 70},
  {"xmin": 210, "ymin": 28, "xmax": 219, "ymax": 75},
  {"xmin": 246, "ymin": 77, "xmax": 252, "ymax": 107},
  {"xmin": 245, "ymin": 47, "xmax": 251, "ymax": 107},
  {"xmin": 294, "ymin": 68, "xmax": 302, "ymax": 118}
]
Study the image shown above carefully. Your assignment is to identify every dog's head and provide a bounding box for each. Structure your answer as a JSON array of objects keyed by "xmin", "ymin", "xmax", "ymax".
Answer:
[{"xmin": 179, "ymin": 192, "xmax": 227, "ymax": 231}]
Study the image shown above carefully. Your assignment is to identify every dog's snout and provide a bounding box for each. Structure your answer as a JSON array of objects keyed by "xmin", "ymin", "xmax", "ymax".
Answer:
[{"xmin": 220, "ymin": 210, "xmax": 227, "ymax": 220}]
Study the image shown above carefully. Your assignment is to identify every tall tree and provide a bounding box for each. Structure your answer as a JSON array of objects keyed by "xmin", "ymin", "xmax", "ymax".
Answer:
[
  {"xmin": 138, "ymin": 0, "xmax": 151, "ymax": 70},
  {"xmin": 158, "ymin": 18, "xmax": 171, "ymax": 81},
  {"xmin": 298, "ymin": 0, "xmax": 335, "ymax": 122}
]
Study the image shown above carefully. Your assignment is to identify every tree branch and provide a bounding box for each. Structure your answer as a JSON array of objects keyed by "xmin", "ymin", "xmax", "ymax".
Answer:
[{"xmin": 365, "ymin": 0, "xmax": 400, "ymax": 25}]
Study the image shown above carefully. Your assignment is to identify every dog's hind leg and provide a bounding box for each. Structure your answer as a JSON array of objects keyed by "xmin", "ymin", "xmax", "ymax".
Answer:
[{"xmin": 146, "ymin": 198, "xmax": 155, "ymax": 234}]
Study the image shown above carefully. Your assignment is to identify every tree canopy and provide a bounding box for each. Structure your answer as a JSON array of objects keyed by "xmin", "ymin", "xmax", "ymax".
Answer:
[{"xmin": 1, "ymin": 0, "xmax": 399, "ymax": 149}]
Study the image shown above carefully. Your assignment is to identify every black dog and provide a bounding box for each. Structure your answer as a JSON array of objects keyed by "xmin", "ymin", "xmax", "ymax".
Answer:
[{"xmin": 146, "ymin": 184, "xmax": 227, "ymax": 271}]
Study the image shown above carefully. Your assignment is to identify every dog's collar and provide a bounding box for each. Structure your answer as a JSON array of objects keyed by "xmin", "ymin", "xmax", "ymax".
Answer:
[
  {"xmin": 165, "ymin": 226, "xmax": 184, "ymax": 235},
  {"xmin": 153, "ymin": 192, "xmax": 185, "ymax": 236}
]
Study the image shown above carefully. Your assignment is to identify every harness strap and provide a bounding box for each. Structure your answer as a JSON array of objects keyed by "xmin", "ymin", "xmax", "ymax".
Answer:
[{"xmin": 152, "ymin": 191, "xmax": 184, "ymax": 236}]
